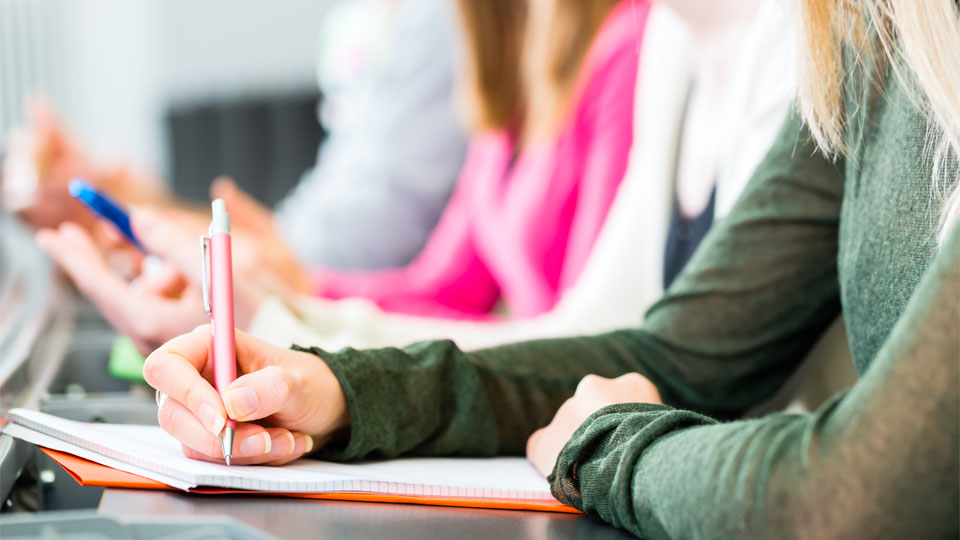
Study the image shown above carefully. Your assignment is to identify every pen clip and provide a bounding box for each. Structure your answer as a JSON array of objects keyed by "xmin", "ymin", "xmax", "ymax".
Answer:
[{"xmin": 200, "ymin": 234, "xmax": 211, "ymax": 317}]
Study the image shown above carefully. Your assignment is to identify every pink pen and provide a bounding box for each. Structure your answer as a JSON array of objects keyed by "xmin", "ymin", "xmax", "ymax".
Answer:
[{"xmin": 201, "ymin": 199, "xmax": 237, "ymax": 465}]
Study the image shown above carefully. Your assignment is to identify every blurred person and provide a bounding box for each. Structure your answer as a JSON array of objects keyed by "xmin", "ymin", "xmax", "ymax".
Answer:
[
  {"xmin": 292, "ymin": 0, "xmax": 643, "ymax": 319},
  {"xmin": 4, "ymin": 0, "xmax": 466, "ymax": 270},
  {"xmin": 143, "ymin": 0, "xmax": 958, "ymax": 538},
  {"xmin": 250, "ymin": 0, "xmax": 804, "ymax": 354},
  {"xmin": 31, "ymin": 0, "xmax": 645, "ymax": 352},
  {"xmin": 275, "ymin": 0, "xmax": 466, "ymax": 269}
]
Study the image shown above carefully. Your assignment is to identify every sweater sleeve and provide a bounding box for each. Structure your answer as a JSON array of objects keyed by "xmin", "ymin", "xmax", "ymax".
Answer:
[
  {"xmin": 295, "ymin": 109, "xmax": 849, "ymax": 459},
  {"xmin": 313, "ymin": 152, "xmax": 501, "ymax": 318},
  {"xmin": 293, "ymin": 106, "xmax": 955, "ymax": 538},
  {"xmin": 550, "ymin": 217, "xmax": 959, "ymax": 539}
]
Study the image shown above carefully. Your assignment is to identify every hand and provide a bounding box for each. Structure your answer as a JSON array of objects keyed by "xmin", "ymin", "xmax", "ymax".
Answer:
[
  {"xmin": 36, "ymin": 198, "xmax": 310, "ymax": 353},
  {"xmin": 211, "ymin": 177, "xmax": 313, "ymax": 299},
  {"xmin": 3, "ymin": 98, "xmax": 169, "ymax": 229},
  {"xmin": 3, "ymin": 98, "xmax": 93, "ymax": 228},
  {"xmin": 143, "ymin": 326, "xmax": 350, "ymax": 465},
  {"xmin": 526, "ymin": 373, "xmax": 662, "ymax": 477},
  {"xmin": 130, "ymin": 203, "xmax": 305, "ymax": 328},
  {"xmin": 36, "ymin": 222, "xmax": 207, "ymax": 354}
]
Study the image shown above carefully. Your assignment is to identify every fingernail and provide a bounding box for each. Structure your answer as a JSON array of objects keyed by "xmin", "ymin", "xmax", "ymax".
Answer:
[
  {"xmin": 240, "ymin": 432, "xmax": 271, "ymax": 456},
  {"xmin": 270, "ymin": 432, "xmax": 296, "ymax": 458},
  {"xmin": 224, "ymin": 387, "xmax": 258, "ymax": 420},
  {"xmin": 198, "ymin": 403, "xmax": 226, "ymax": 436},
  {"xmin": 302, "ymin": 435, "xmax": 314, "ymax": 454},
  {"xmin": 142, "ymin": 254, "xmax": 166, "ymax": 277}
]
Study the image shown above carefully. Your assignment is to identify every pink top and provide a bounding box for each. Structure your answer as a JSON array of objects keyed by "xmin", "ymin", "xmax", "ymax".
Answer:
[{"xmin": 315, "ymin": 1, "xmax": 648, "ymax": 319}]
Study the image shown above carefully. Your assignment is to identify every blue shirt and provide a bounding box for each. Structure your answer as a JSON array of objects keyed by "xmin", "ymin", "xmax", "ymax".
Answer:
[{"xmin": 274, "ymin": 0, "xmax": 467, "ymax": 270}]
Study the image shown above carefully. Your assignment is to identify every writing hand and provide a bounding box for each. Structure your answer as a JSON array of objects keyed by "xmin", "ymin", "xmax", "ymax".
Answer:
[{"xmin": 144, "ymin": 326, "xmax": 350, "ymax": 465}]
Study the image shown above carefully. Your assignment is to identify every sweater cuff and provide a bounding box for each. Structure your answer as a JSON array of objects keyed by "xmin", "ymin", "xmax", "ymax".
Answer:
[
  {"xmin": 290, "ymin": 344, "xmax": 379, "ymax": 461},
  {"xmin": 548, "ymin": 403, "xmax": 715, "ymax": 528},
  {"xmin": 291, "ymin": 339, "xmax": 500, "ymax": 461}
]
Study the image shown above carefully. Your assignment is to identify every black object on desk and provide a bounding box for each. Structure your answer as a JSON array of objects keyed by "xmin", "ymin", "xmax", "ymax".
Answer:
[{"xmin": 166, "ymin": 92, "xmax": 325, "ymax": 208}]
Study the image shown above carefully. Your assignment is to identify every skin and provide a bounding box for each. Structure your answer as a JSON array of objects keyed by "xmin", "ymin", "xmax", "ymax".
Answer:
[
  {"xmin": 143, "ymin": 323, "xmax": 663, "ymax": 469},
  {"xmin": 32, "ymin": 175, "xmax": 311, "ymax": 355},
  {"xmin": 525, "ymin": 373, "xmax": 662, "ymax": 476},
  {"xmin": 5, "ymin": 102, "xmax": 312, "ymax": 353},
  {"xmin": 3, "ymin": 99, "xmax": 170, "ymax": 229},
  {"xmin": 36, "ymin": 180, "xmax": 311, "ymax": 354},
  {"xmin": 21, "ymin": 0, "xmax": 756, "ymax": 475},
  {"xmin": 36, "ymin": 219, "xmax": 207, "ymax": 354},
  {"xmin": 145, "ymin": 326, "xmax": 348, "ymax": 465}
]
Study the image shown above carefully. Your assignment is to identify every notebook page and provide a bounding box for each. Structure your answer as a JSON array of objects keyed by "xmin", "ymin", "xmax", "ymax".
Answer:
[
  {"xmin": 2, "ymin": 422, "xmax": 195, "ymax": 490},
  {"xmin": 6, "ymin": 409, "xmax": 554, "ymax": 499},
  {"xmin": 267, "ymin": 457, "xmax": 554, "ymax": 499},
  {"xmin": 6, "ymin": 409, "xmax": 388, "ymax": 492}
]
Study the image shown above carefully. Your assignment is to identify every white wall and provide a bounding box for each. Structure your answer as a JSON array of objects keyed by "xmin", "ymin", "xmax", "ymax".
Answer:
[
  {"xmin": 158, "ymin": 0, "xmax": 330, "ymax": 102},
  {"xmin": 5, "ymin": 0, "xmax": 333, "ymax": 177}
]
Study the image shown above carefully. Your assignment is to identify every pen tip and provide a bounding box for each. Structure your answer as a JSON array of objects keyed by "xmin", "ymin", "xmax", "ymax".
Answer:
[{"xmin": 220, "ymin": 427, "xmax": 235, "ymax": 466}]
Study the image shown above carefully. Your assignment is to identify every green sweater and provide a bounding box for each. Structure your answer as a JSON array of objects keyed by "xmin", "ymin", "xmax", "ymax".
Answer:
[{"xmin": 297, "ymin": 61, "xmax": 959, "ymax": 538}]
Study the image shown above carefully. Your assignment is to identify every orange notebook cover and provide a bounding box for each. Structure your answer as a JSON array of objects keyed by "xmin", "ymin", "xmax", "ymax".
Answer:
[{"xmin": 40, "ymin": 448, "xmax": 579, "ymax": 514}]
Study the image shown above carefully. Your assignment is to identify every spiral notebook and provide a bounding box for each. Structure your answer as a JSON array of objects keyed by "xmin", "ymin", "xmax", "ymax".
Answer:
[{"xmin": 4, "ymin": 409, "xmax": 575, "ymax": 513}]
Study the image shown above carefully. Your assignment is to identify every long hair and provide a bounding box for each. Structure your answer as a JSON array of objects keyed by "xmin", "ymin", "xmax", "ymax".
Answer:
[
  {"xmin": 797, "ymin": 0, "xmax": 960, "ymax": 245},
  {"xmin": 455, "ymin": 0, "xmax": 623, "ymax": 141},
  {"xmin": 521, "ymin": 0, "xmax": 623, "ymax": 141},
  {"xmin": 455, "ymin": 0, "xmax": 526, "ymax": 132}
]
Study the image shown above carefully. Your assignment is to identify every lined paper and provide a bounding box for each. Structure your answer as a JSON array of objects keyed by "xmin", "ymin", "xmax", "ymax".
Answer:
[{"xmin": 5, "ymin": 408, "xmax": 554, "ymax": 500}]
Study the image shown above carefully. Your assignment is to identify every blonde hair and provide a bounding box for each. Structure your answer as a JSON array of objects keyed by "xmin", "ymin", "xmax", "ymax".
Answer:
[
  {"xmin": 455, "ymin": 0, "xmax": 622, "ymax": 140},
  {"xmin": 797, "ymin": 0, "xmax": 960, "ymax": 245}
]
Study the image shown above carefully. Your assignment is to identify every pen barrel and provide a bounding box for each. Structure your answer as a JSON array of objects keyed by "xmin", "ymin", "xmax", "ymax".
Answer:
[
  {"xmin": 69, "ymin": 179, "xmax": 145, "ymax": 251},
  {"xmin": 208, "ymin": 231, "xmax": 237, "ymax": 398}
]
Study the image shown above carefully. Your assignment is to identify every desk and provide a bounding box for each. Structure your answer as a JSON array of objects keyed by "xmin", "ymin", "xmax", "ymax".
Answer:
[{"xmin": 98, "ymin": 488, "xmax": 634, "ymax": 540}]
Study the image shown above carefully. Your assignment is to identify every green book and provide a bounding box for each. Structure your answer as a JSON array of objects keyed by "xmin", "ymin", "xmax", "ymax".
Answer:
[{"xmin": 108, "ymin": 336, "xmax": 146, "ymax": 383}]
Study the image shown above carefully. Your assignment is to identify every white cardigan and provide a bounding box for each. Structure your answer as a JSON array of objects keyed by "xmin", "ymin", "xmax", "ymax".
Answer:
[{"xmin": 249, "ymin": 2, "xmax": 801, "ymax": 352}]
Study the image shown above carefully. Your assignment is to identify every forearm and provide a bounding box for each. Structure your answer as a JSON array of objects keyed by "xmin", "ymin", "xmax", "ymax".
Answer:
[
  {"xmin": 295, "ymin": 316, "xmax": 829, "ymax": 462},
  {"xmin": 551, "ymin": 225, "xmax": 960, "ymax": 540},
  {"xmin": 297, "ymin": 332, "xmax": 656, "ymax": 459}
]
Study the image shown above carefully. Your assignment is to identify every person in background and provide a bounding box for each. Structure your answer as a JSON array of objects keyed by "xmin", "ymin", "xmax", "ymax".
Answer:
[
  {"xmin": 27, "ymin": 0, "xmax": 645, "ymax": 352},
  {"xmin": 274, "ymin": 0, "xmax": 467, "ymax": 269},
  {"xmin": 4, "ymin": 0, "xmax": 466, "ymax": 270},
  {"xmin": 144, "ymin": 0, "xmax": 958, "ymax": 537},
  {"xmin": 248, "ymin": 0, "xmax": 809, "ymax": 356},
  {"xmin": 304, "ymin": 0, "xmax": 643, "ymax": 320}
]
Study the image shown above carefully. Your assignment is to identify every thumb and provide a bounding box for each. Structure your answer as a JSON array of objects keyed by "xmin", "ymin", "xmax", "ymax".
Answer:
[
  {"xmin": 211, "ymin": 176, "xmax": 274, "ymax": 234},
  {"xmin": 130, "ymin": 206, "xmax": 202, "ymax": 280},
  {"xmin": 222, "ymin": 366, "xmax": 297, "ymax": 422}
]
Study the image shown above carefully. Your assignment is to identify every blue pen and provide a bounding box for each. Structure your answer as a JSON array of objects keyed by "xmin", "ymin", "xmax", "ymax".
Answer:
[{"xmin": 68, "ymin": 179, "xmax": 145, "ymax": 251}]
